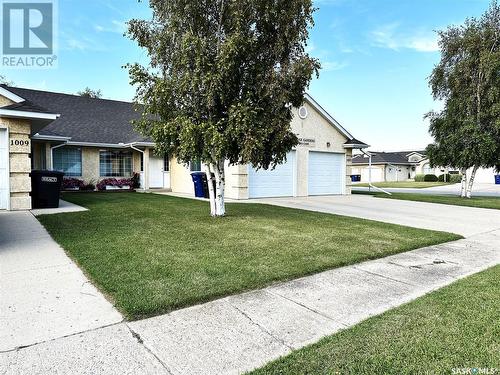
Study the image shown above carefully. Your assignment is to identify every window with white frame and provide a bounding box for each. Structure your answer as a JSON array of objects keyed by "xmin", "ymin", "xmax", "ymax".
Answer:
[
  {"xmin": 190, "ymin": 158, "xmax": 201, "ymax": 172},
  {"xmin": 53, "ymin": 147, "xmax": 82, "ymax": 177},
  {"xmin": 99, "ymin": 150, "xmax": 133, "ymax": 177}
]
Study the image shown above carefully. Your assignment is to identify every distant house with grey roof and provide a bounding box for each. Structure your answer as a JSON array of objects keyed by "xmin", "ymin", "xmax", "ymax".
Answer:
[
  {"xmin": 352, "ymin": 149, "xmax": 499, "ymax": 184},
  {"xmin": 351, "ymin": 150, "xmax": 436, "ymax": 182}
]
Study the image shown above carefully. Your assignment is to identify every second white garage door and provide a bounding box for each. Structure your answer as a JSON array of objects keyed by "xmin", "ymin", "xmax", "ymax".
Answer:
[
  {"xmin": 308, "ymin": 151, "xmax": 344, "ymax": 195},
  {"xmin": 248, "ymin": 152, "xmax": 296, "ymax": 198}
]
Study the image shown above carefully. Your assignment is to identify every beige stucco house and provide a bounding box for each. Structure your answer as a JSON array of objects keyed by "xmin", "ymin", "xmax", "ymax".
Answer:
[
  {"xmin": 351, "ymin": 151, "xmax": 428, "ymax": 183},
  {"xmin": 0, "ymin": 85, "xmax": 367, "ymax": 211}
]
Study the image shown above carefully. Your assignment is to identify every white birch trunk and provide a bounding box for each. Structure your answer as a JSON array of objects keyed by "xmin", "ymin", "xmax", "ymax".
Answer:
[
  {"xmin": 204, "ymin": 164, "xmax": 216, "ymax": 216},
  {"xmin": 212, "ymin": 160, "xmax": 225, "ymax": 216},
  {"xmin": 466, "ymin": 166, "xmax": 478, "ymax": 199},
  {"xmin": 460, "ymin": 169, "xmax": 468, "ymax": 198}
]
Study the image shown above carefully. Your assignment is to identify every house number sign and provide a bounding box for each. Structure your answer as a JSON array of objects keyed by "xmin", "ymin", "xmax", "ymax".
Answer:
[{"xmin": 11, "ymin": 139, "xmax": 30, "ymax": 146}]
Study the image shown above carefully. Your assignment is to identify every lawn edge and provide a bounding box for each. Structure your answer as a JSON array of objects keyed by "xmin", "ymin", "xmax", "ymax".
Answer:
[
  {"xmin": 38, "ymin": 193, "xmax": 463, "ymax": 321},
  {"xmin": 248, "ymin": 264, "xmax": 499, "ymax": 374}
]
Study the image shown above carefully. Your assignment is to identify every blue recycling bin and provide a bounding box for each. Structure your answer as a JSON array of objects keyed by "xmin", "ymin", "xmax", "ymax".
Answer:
[
  {"xmin": 191, "ymin": 172, "xmax": 206, "ymax": 198},
  {"xmin": 495, "ymin": 175, "xmax": 500, "ymax": 185}
]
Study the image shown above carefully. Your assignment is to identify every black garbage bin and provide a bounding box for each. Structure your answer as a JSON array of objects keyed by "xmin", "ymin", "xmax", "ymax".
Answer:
[
  {"xmin": 191, "ymin": 172, "xmax": 206, "ymax": 198},
  {"xmin": 31, "ymin": 170, "xmax": 65, "ymax": 209}
]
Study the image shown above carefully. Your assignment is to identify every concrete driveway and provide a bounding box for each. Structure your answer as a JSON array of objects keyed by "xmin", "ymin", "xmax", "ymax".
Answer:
[
  {"xmin": 252, "ymin": 194, "xmax": 500, "ymax": 237},
  {"xmin": 353, "ymin": 182, "xmax": 500, "ymax": 197}
]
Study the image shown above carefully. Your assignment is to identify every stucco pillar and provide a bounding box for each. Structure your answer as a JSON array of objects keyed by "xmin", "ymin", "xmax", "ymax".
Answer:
[
  {"xmin": 295, "ymin": 147, "xmax": 308, "ymax": 197},
  {"xmin": 2, "ymin": 118, "xmax": 32, "ymax": 210},
  {"xmin": 45, "ymin": 143, "xmax": 52, "ymax": 170},
  {"xmin": 224, "ymin": 162, "xmax": 249, "ymax": 200},
  {"xmin": 81, "ymin": 148, "xmax": 99, "ymax": 182},
  {"xmin": 143, "ymin": 147, "xmax": 150, "ymax": 190},
  {"xmin": 345, "ymin": 149, "xmax": 353, "ymax": 195}
]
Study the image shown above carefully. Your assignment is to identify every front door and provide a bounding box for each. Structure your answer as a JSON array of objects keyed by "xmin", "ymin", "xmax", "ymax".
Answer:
[
  {"xmin": 149, "ymin": 155, "xmax": 164, "ymax": 188},
  {"xmin": 0, "ymin": 128, "xmax": 9, "ymax": 210}
]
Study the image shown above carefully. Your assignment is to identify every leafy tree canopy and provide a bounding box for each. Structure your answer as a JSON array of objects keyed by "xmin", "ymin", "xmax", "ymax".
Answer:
[
  {"xmin": 127, "ymin": 0, "xmax": 319, "ymax": 170},
  {"xmin": 426, "ymin": 0, "xmax": 500, "ymax": 174},
  {"xmin": 0, "ymin": 75, "xmax": 13, "ymax": 86},
  {"xmin": 77, "ymin": 87, "xmax": 103, "ymax": 98}
]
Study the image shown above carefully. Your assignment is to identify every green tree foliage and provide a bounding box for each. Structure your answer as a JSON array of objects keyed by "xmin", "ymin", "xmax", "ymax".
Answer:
[
  {"xmin": 426, "ymin": 1, "xmax": 500, "ymax": 197},
  {"xmin": 0, "ymin": 75, "xmax": 13, "ymax": 85},
  {"xmin": 127, "ymin": 0, "xmax": 319, "ymax": 215},
  {"xmin": 77, "ymin": 87, "xmax": 102, "ymax": 98}
]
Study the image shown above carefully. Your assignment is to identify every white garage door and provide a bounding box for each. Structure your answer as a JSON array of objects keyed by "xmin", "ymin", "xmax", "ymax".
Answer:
[
  {"xmin": 0, "ymin": 129, "xmax": 8, "ymax": 210},
  {"xmin": 308, "ymin": 152, "xmax": 344, "ymax": 195},
  {"xmin": 472, "ymin": 167, "xmax": 496, "ymax": 184},
  {"xmin": 248, "ymin": 152, "xmax": 296, "ymax": 198}
]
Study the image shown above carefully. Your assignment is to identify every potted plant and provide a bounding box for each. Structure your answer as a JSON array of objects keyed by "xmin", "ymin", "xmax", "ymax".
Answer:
[
  {"xmin": 97, "ymin": 178, "xmax": 133, "ymax": 191},
  {"xmin": 62, "ymin": 178, "xmax": 85, "ymax": 191}
]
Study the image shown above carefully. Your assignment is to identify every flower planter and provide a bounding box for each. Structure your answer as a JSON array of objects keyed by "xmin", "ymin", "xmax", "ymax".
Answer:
[{"xmin": 105, "ymin": 185, "xmax": 131, "ymax": 190}]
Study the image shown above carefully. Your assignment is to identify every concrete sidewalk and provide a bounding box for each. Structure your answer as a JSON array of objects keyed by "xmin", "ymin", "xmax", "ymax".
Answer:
[
  {"xmin": 0, "ymin": 211, "xmax": 122, "ymax": 352},
  {"xmin": 2, "ymin": 229, "xmax": 498, "ymax": 374},
  {"xmin": 30, "ymin": 199, "xmax": 88, "ymax": 216}
]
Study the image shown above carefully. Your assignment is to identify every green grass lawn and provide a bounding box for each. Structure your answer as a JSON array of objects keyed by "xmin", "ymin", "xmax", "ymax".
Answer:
[
  {"xmin": 250, "ymin": 265, "xmax": 500, "ymax": 375},
  {"xmin": 359, "ymin": 192, "xmax": 500, "ymax": 210},
  {"xmin": 354, "ymin": 181, "xmax": 454, "ymax": 188},
  {"xmin": 38, "ymin": 193, "xmax": 460, "ymax": 320}
]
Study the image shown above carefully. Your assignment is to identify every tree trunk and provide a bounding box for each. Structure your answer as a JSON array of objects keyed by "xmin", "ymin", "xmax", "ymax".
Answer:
[
  {"xmin": 466, "ymin": 165, "xmax": 478, "ymax": 199},
  {"xmin": 205, "ymin": 164, "xmax": 216, "ymax": 216},
  {"xmin": 460, "ymin": 168, "xmax": 467, "ymax": 198},
  {"xmin": 212, "ymin": 159, "xmax": 225, "ymax": 217}
]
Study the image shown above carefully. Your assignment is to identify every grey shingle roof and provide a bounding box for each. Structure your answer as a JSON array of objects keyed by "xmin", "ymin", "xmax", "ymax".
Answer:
[
  {"xmin": 352, "ymin": 150, "xmax": 427, "ymax": 165},
  {"xmin": 5, "ymin": 85, "xmax": 151, "ymax": 144},
  {"xmin": 2, "ymin": 99, "xmax": 54, "ymax": 114},
  {"xmin": 344, "ymin": 137, "xmax": 369, "ymax": 147}
]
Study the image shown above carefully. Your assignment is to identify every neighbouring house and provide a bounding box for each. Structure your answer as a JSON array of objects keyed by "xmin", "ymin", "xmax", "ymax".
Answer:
[
  {"xmin": 351, "ymin": 150, "xmax": 431, "ymax": 182},
  {"xmin": 0, "ymin": 85, "xmax": 368, "ymax": 210},
  {"xmin": 352, "ymin": 149, "xmax": 498, "ymax": 184}
]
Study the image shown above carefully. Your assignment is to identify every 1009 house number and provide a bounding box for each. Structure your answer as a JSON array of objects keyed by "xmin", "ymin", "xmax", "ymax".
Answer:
[{"xmin": 11, "ymin": 139, "xmax": 30, "ymax": 147}]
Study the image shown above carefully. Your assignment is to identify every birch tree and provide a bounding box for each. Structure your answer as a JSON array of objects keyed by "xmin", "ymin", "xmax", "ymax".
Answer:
[
  {"xmin": 127, "ymin": 0, "xmax": 319, "ymax": 216},
  {"xmin": 426, "ymin": 0, "xmax": 500, "ymax": 198}
]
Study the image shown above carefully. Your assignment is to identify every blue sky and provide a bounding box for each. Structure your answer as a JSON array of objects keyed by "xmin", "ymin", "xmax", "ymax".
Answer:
[{"xmin": 2, "ymin": 0, "xmax": 492, "ymax": 150}]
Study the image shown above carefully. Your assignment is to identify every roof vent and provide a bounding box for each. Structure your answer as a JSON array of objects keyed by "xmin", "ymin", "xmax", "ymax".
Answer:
[{"xmin": 298, "ymin": 106, "xmax": 308, "ymax": 119}]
